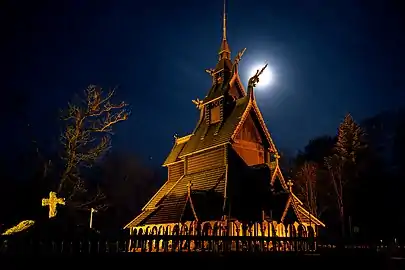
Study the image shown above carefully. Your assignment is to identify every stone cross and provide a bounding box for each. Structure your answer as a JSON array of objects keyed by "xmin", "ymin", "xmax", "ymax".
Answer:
[{"xmin": 42, "ymin": 191, "xmax": 65, "ymax": 218}]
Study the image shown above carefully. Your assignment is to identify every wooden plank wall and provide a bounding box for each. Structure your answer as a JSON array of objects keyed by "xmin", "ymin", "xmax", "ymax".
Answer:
[
  {"xmin": 235, "ymin": 114, "xmax": 263, "ymax": 143},
  {"xmin": 168, "ymin": 162, "xmax": 184, "ymax": 182},
  {"xmin": 233, "ymin": 112, "xmax": 267, "ymax": 166},
  {"xmin": 186, "ymin": 147, "xmax": 225, "ymax": 174}
]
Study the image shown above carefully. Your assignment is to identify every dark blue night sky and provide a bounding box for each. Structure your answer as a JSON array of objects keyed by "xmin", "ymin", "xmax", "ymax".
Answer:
[{"xmin": 4, "ymin": 0, "xmax": 405, "ymax": 166}]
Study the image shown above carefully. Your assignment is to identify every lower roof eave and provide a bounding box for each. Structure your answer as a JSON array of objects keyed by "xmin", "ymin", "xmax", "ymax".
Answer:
[
  {"xmin": 178, "ymin": 142, "xmax": 230, "ymax": 159},
  {"xmin": 298, "ymin": 206, "xmax": 326, "ymax": 227},
  {"xmin": 124, "ymin": 208, "xmax": 158, "ymax": 229},
  {"xmin": 162, "ymin": 160, "xmax": 184, "ymax": 167}
]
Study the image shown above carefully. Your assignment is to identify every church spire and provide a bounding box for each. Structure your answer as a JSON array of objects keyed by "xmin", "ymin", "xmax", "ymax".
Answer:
[
  {"xmin": 218, "ymin": 0, "xmax": 231, "ymax": 61},
  {"xmin": 222, "ymin": 0, "xmax": 227, "ymax": 41}
]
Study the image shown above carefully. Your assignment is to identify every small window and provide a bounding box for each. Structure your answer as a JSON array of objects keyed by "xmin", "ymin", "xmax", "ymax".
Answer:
[{"xmin": 210, "ymin": 106, "xmax": 220, "ymax": 124}]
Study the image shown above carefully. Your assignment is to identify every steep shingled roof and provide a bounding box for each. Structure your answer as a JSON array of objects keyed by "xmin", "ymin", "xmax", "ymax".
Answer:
[
  {"xmin": 179, "ymin": 96, "xmax": 249, "ymax": 157},
  {"xmin": 280, "ymin": 193, "xmax": 325, "ymax": 227},
  {"xmin": 203, "ymin": 60, "xmax": 234, "ymax": 103},
  {"xmin": 290, "ymin": 193, "xmax": 325, "ymax": 227},
  {"xmin": 163, "ymin": 141, "xmax": 187, "ymax": 165},
  {"xmin": 126, "ymin": 166, "xmax": 226, "ymax": 227}
]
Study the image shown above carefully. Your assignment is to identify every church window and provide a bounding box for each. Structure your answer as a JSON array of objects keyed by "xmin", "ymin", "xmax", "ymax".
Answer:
[
  {"xmin": 210, "ymin": 100, "xmax": 221, "ymax": 124},
  {"xmin": 210, "ymin": 106, "xmax": 220, "ymax": 124}
]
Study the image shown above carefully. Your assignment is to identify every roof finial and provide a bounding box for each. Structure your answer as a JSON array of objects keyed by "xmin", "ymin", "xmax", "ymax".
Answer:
[
  {"xmin": 218, "ymin": 0, "xmax": 231, "ymax": 60},
  {"xmin": 287, "ymin": 179, "xmax": 293, "ymax": 192},
  {"xmin": 223, "ymin": 0, "xmax": 227, "ymax": 41}
]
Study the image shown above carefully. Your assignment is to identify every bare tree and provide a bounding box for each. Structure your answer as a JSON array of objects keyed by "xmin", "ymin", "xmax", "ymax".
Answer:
[
  {"xmin": 294, "ymin": 161, "xmax": 328, "ymax": 218},
  {"xmin": 325, "ymin": 113, "xmax": 366, "ymax": 237},
  {"xmin": 58, "ymin": 85, "xmax": 130, "ymax": 210},
  {"xmin": 295, "ymin": 162, "xmax": 317, "ymax": 216},
  {"xmin": 325, "ymin": 153, "xmax": 344, "ymax": 234}
]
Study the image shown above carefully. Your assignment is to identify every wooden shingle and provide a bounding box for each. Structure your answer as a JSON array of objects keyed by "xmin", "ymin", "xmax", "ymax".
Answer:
[
  {"xmin": 141, "ymin": 166, "xmax": 226, "ymax": 225},
  {"xmin": 180, "ymin": 97, "xmax": 249, "ymax": 157}
]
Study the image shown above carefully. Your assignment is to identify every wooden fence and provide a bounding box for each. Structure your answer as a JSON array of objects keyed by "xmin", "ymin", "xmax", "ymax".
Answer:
[
  {"xmin": 0, "ymin": 235, "xmax": 316, "ymax": 254},
  {"xmin": 1, "ymin": 235, "xmax": 404, "ymax": 256}
]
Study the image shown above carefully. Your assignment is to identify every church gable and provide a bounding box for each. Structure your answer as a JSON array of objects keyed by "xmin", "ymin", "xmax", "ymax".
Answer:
[
  {"xmin": 234, "ymin": 111, "xmax": 264, "ymax": 144},
  {"xmin": 232, "ymin": 109, "xmax": 269, "ymax": 166},
  {"xmin": 179, "ymin": 96, "xmax": 249, "ymax": 157}
]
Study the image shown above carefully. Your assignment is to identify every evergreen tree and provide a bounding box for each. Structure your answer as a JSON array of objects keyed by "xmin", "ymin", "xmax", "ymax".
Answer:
[{"xmin": 325, "ymin": 113, "xmax": 366, "ymax": 238}]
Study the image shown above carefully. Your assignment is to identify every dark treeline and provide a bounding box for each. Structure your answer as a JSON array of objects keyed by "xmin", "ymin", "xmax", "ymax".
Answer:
[
  {"xmin": 281, "ymin": 108, "xmax": 405, "ymax": 242},
  {"xmin": 0, "ymin": 148, "xmax": 164, "ymax": 234}
]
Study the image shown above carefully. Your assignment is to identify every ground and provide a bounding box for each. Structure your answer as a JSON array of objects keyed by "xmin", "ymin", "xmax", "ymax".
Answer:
[{"xmin": 1, "ymin": 252, "xmax": 404, "ymax": 269}]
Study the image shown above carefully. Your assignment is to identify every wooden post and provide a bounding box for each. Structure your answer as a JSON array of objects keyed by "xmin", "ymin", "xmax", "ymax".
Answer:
[{"xmin": 89, "ymin": 208, "xmax": 98, "ymax": 229}]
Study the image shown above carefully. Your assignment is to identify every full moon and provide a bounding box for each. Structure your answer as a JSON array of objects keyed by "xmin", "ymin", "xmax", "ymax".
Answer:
[{"xmin": 249, "ymin": 65, "xmax": 273, "ymax": 87}]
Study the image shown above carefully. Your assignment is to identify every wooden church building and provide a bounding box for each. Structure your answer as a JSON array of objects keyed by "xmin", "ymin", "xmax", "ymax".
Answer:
[{"xmin": 125, "ymin": 3, "xmax": 324, "ymax": 241}]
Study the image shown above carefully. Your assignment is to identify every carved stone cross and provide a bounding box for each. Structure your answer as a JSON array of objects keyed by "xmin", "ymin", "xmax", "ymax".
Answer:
[{"xmin": 42, "ymin": 191, "xmax": 65, "ymax": 218}]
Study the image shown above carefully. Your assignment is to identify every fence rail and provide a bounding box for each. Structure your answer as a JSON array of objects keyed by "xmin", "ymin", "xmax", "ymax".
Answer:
[
  {"xmin": 1, "ymin": 235, "xmax": 316, "ymax": 254},
  {"xmin": 1, "ymin": 235, "xmax": 404, "ymax": 255}
]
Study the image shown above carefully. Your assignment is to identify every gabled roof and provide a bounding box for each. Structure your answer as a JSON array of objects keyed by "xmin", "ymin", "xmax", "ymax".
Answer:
[
  {"xmin": 179, "ymin": 96, "xmax": 249, "ymax": 157},
  {"xmin": 124, "ymin": 209, "xmax": 156, "ymax": 229},
  {"xmin": 141, "ymin": 180, "xmax": 178, "ymax": 211},
  {"xmin": 281, "ymin": 192, "xmax": 325, "ymax": 227},
  {"xmin": 181, "ymin": 90, "xmax": 279, "ymax": 159},
  {"xmin": 125, "ymin": 166, "xmax": 226, "ymax": 228},
  {"xmin": 231, "ymin": 97, "xmax": 278, "ymax": 154},
  {"xmin": 163, "ymin": 135, "xmax": 190, "ymax": 165},
  {"xmin": 166, "ymin": 85, "xmax": 279, "ymax": 161}
]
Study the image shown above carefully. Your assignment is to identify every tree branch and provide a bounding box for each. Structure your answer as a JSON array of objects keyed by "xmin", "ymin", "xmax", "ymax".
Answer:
[{"xmin": 57, "ymin": 85, "xmax": 130, "ymax": 209}]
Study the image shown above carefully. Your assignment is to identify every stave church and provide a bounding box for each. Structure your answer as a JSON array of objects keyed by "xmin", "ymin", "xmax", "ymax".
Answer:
[{"xmin": 125, "ymin": 2, "xmax": 324, "ymax": 247}]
